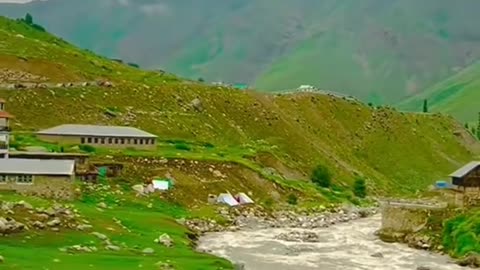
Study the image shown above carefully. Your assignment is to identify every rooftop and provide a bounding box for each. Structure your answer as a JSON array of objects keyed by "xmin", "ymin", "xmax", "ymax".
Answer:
[
  {"xmin": 0, "ymin": 111, "xmax": 13, "ymax": 119},
  {"xmin": 9, "ymin": 151, "xmax": 89, "ymax": 157},
  {"xmin": 449, "ymin": 161, "xmax": 480, "ymax": 178},
  {"xmin": 0, "ymin": 158, "xmax": 75, "ymax": 175},
  {"xmin": 37, "ymin": 124, "xmax": 157, "ymax": 138}
]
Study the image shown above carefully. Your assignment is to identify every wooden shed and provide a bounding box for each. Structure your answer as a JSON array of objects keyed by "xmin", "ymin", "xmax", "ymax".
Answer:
[{"xmin": 450, "ymin": 161, "xmax": 480, "ymax": 189}]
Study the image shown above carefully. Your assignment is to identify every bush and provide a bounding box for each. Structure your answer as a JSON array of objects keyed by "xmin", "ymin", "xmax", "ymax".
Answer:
[
  {"xmin": 287, "ymin": 194, "xmax": 298, "ymax": 205},
  {"xmin": 353, "ymin": 177, "xmax": 367, "ymax": 198},
  {"xmin": 79, "ymin": 144, "xmax": 96, "ymax": 153},
  {"xmin": 174, "ymin": 142, "xmax": 191, "ymax": 151},
  {"xmin": 311, "ymin": 164, "xmax": 332, "ymax": 188}
]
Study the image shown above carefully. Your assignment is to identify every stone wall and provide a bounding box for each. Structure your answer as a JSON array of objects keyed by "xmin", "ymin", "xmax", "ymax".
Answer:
[
  {"xmin": 378, "ymin": 201, "xmax": 447, "ymax": 244},
  {"xmin": 0, "ymin": 175, "xmax": 75, "ymax": 200}
]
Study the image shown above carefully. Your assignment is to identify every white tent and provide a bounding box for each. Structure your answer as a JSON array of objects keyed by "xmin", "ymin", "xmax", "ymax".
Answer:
[
  {"xmin": 152, "ymin": 180, "xmax": 170, "ymax": 191},
  {"xmin": 236, "ymin": 193, "xmax": 254, "ymax": 204},
  {"xmin": 217, "ymin": 193, "xmax": 239, "ymax": 206}
]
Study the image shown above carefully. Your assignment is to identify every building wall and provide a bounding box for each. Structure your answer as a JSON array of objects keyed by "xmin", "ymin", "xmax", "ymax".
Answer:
[
  {"xmin": 37, "ymin": 134, "xmax": 156, "ymax": 150},
  {"xmin": 0, "ymin": 175, "xmax": 74, "ymax": 200}
]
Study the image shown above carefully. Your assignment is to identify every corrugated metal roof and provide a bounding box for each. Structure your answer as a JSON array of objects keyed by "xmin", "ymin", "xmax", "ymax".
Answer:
[
  {"xmin": 37, "ymin": 124, "xmax": 157, "ymax": 138},
  {"xmin": 449, "ymin": 161, "xmax": 480, "ymax": 178},
  {"xmin": 0, "ymin": 158, "xmax": 75, "ymax": 175}
]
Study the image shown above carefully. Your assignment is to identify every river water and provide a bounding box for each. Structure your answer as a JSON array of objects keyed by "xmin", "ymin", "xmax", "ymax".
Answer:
[{"xmin": 198, "ymin": 215, "xmax": 463, "ymax": 270}]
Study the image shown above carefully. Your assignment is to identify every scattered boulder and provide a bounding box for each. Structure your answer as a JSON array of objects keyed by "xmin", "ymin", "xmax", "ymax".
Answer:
[
  {"xmin": 276, "ymin": 231, "xmax": 321, "ymax": 243},
  {"xmin": 142, "ymin": 247, "xmax": 155, "ymax": 255},
  {"xmin": 15, "ymin": 201, "xmax": 33, "ymax": 210},
  {"xmin": 91, "ymin": 232, "xmax": 108, "ymax": 241},
  {"xmin": 0, "ymin": 255, "xmax": 4, "ymax": 263},
  {"xmin": 191, "ymin": 98, "xmax": 203, "ymax": 112},
  {"xmin": 32, "ymin": 221, "xmax": 46, "ymax": 229},
  {"xmin": 370, "ymin": 252, "xmax": 384, "ymax": 258},
  {"xmin": 76, "ymin": 224, "xmax": 93, "ymax": 231},
  {"xmin": 46, "ymin": 218, "xmax": 61, "ymax": 227},
  {"xmin": 105, "ymin": 245, "xmax": 121, "ymax": 251},
  {"xmin": 97, "ymin": 202, "xmax": 107, "ymax": 209},
  {"xmin": 155, "ymin": 233, "xmax": 173, "ymax": 247}
]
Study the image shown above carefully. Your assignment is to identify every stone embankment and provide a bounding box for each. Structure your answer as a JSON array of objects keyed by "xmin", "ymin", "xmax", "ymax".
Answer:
[{"xmin": 185, "ymin": 204, "xmax": 379, "ymax": 235}]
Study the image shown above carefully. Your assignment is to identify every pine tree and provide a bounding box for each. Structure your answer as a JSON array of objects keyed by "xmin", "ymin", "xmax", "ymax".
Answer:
[
  {"xmin": 477, "ymin": 112, "xmax": 480, "ymax": 139},
  {"xmin": 25, "ymin": 13, "xmax": 33, "ymax": 25},
  {"xmin": 423, "ymin": 99, "xmax": 428, "ymax": 113}
]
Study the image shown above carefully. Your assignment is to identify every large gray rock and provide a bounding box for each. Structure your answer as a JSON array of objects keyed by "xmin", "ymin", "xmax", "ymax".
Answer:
[{"xmin": 191, "ymin": 98, "xmax": 203, "ymax": 112}]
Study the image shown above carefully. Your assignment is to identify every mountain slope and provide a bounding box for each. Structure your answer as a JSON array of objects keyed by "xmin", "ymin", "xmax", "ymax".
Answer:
[
  {"xmin": 398, "ymin": 61, "xmax": 480, "ymax": 123},
  {"xmin": 0, "ymin": 16, "xmax": 477, "ymax": 199},
  {"xmin": 0, "ymin": 14, "xmax": 479, "ymax": 269},
  {"xmin": 3, "ymin": 0, "xmax": 480, "ymax": 103}
]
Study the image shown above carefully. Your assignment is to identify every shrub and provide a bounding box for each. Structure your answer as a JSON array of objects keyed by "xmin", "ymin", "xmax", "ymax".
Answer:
[
  {"xmin": 174, "ymin": 142, "xmax": 191, "ymax": 151},
  {"xmin": 287, "ymin": 194, "xmax": 298, "ymax": 205},
  {"xmin": 79, "ymin": 144, "xmax": 96, "ymax": 153},
  {"xmin": 353, "ymin": 177, "xmax": 367, "ymax": 198},
  {"xmin": 311, "ymin": 164, "xmax": 332, "ymax": 188}
]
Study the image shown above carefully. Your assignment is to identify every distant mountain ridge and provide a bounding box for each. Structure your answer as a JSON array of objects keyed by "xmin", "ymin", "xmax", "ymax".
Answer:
[{"xmin": 3, "ymin": 0, "xmax": 480, "ymax": 104}]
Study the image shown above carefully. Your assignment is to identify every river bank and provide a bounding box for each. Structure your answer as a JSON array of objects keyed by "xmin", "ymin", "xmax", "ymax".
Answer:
[{"xmin": 197, "ymin": 215, "xmax": 463, "ymax": 270}]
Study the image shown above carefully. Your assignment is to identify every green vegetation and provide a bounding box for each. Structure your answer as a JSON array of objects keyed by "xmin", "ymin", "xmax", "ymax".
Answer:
[
  {"xmin": 287, "ymin": 194, "xmax": 298, "ymax": 205},
  {"xmin": 353, "ymin": 177, "xmax": 367, "ymax": 198},
  {"xmin": 443, "ymin": 210, "xmax": 480, "ymax": 258},
  {"xmin": 423, "ymin": 99, "xmax": 428, "ymax": 113},
  {"xmin": 0, "ymin": 14, "xmax": 478, "ymax": 268},
  {"xmin": 399, "ymin": 61, "xmax": 480, "ymax": 123},
  {"xmin": 0, "ymin": 188, "xmax": 233, "ymax": 270},
  {"xmin": 311, "ymin": 165, "xmax": 332, "ymax": 188}
]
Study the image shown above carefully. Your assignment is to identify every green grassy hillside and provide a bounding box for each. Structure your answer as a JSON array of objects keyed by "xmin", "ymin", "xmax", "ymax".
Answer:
[
  {"xmin": 399, "ymin": 62, "xmax": 480, "ymax": 123},
  {"xmin": 3, "ymin": 1, "xmax": 480, "ymax": 103},
  {"xmin": 0, "ymin": 15, "xmax": 478, "ymax": 270},
  {"xmin": 0, "ymin": 16, "xmax": 476, "ymax": 198}
]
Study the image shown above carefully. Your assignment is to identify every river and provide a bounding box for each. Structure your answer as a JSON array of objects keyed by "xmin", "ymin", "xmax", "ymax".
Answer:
[{"xmin": 198, "ymin": 215, "xmax": 463, "ymax": 270}]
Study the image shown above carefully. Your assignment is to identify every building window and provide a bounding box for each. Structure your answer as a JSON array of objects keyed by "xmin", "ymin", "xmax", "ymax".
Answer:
[
  {"xmin": 94, "ymin": 138, "xmax": 99, "ymax": 144},
  {"xmin": 114, "ymin": 138, "xmax": 119, "ymax": 144},
  {"xmin": 126, "ymin": 138, "xmax": 131, "ymax": 144},
  {"xmin": 151, "ymin": 139, "xmax": 155, "ymax": 145},
  {"xmin": 0, "ymin": 175, "xmax": 6, "ymax": 184},
  {"xmin": 16, "ymin": 175, "xmax": 33, "ymax": 184},
  {"xmin": 108, "ymin": 138, "xmax": 113, "ymax": 144},
  {"xmin": 133, "ymin": 139, "xmax": 138, "ymax": 144},
  {"xmin": 100, "ymin": 138, "xmax": 105, "ymax": 144},
  {"xmin": 87, "ymin": 137, "xmax": 92, "ymax": 143},
  {"xmin": 81, "ymin": 137, "xmax": 86, "ymax": 144},
  {"xmin": 139, "ymin": 139, "xmax": 144, "ymax": 145},
  {"xmin": 120, "ymin": 138, "xmax": 125, "ymax": 144}
]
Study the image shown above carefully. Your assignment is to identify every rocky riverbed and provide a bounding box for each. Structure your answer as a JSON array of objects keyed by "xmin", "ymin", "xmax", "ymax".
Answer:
[{"xmin": 198, "ymin": 213, "xmax": 464, "ymax": 270}]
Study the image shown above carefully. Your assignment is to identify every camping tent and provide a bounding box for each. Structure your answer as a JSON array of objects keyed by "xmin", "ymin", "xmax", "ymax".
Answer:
[
  {"xmin": 217, "ymin": 193, "xmax": 239, "ymax": 206},
  {"xmin": 236, "ymin": 193, "xmax": 254, "ymax": 204},
  {"xmin": 152, "ymin": 179, "xmax": 173, "ymax": 191}
]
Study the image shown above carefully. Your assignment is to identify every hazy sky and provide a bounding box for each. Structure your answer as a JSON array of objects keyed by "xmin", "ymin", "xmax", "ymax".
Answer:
[{"xmin": 0, "ymin": 0, "xmax": 35, "ymax": 3}]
